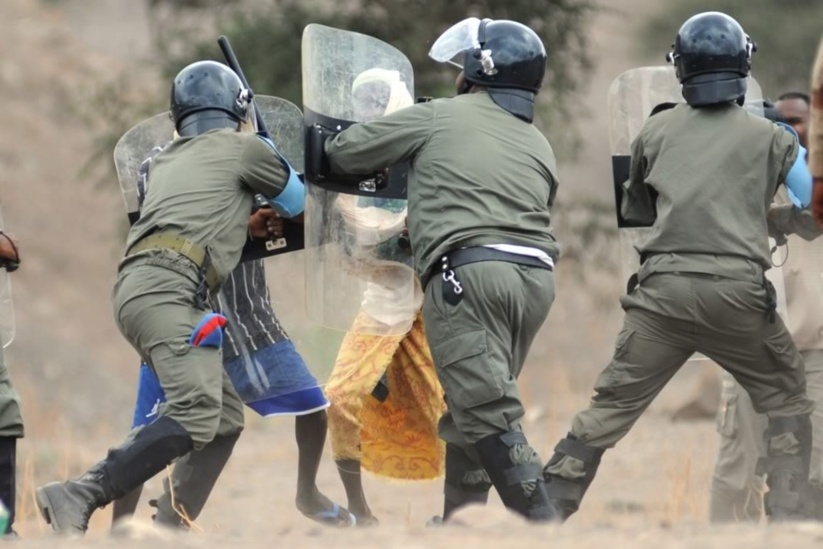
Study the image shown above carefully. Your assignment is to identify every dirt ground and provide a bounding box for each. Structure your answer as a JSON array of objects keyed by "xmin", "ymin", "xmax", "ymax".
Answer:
[{"xmin": 0, "ymin": 0, "xmax": 801, "ymax": 546}]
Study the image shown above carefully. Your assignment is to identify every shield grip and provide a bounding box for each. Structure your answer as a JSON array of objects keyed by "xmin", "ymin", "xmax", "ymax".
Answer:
[{"xmin": 304, "ymin": 107, "xmax": 408, "ymax": 199}]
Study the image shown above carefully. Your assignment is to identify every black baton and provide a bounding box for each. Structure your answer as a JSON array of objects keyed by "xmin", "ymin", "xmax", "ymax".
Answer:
[{"xmin": 217, "ymin": 35, "xmax": 269, "ymax": 136}]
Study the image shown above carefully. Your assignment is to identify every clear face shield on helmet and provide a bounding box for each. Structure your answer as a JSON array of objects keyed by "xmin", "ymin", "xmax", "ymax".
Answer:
[{"xmin": 428, "ymin": 17, "xmax": 496, "ymax": 76}]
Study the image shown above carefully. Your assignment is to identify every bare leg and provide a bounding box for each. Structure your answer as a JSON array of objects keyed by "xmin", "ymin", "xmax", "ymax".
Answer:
[
  {"xmin": 111, "ymin": 485, "xmax": 143, "ymax": 527},
  {"xmin": 335, "ymin": 459, "xmax": 378, "ymax": 525},
  {"xmin": 295, "ymin": 411, "xmax": 355, "ymax": 526}
]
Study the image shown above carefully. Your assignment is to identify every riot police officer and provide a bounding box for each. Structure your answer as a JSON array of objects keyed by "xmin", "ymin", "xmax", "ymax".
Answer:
[
  {"xmin": 322, "ymin": 18, "xmax": 561, "ymax": 522},
  {"xmin": 35, "ymin": 60, "xmax": 300, "ymax": 534},
  {"xmin": 543, "ymin": 12, "xmax": 813, "ymax": 522}
]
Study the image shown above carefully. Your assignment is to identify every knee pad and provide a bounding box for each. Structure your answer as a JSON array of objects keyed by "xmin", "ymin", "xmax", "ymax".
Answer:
[
  {"xmin": 543, "ymin": 433, "xmax": 605, "ymax": 521},
  {"xmin": 758, "ymin": 414, "xmax": 812, "ymax": 520},
  {"xmin": 474, "ymin": 431, "xmax": 558, "ymax": 522}
]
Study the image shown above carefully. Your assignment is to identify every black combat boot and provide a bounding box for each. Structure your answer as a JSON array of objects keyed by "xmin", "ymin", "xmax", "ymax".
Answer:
[
  {"xmin": 0, "ymin": 437, "xmax": 17, "ymax": 535},
  {"xmin": 442, "ymin": 443, "xmax": 492, "ymax": 521},
  {"xmin": 36, "ymin": 416, "xmax": 193, "ymax": 534},
  {"xmin": 151, "ymin": 431, "xmax": 240, "ymax": 528},
  {"xmin": 473, "ymin": 431, "xmax": 559, "ymax": 522},
  {"xmin": 428, "ymin": 443, "xmax": 493, "ymax": 526},
  {"xmin": 759, "ymin": 414, "xmax": 813, "ymax": 521},
  {"xmin": 542, "ymin": 433, "xmax": 605, "ymax": 521}
]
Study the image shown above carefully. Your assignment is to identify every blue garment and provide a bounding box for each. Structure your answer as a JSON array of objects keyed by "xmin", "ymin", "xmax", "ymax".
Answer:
[
  {"xmin": 257, "ymin": 134, "xmax": 305, "ymax": 217},
  {"xmin": 131, "ymin": 363, "xmax": 166, "ymax": 429},
  {"xmin": 775, "ymin": 122, "xmax": 812, "ymax": 208},
  {"xmin": 131, "ymin": 341, "xmax": 328, "ymax": 428},
  {"xmin": 223, "ymin": 340, "xmax": 328, "ymax": 417}
]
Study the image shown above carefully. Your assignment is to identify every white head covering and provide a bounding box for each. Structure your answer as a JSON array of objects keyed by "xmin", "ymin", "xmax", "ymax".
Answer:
[{"xmin": 351, "ymin": 68, "xmax": 413, "ymax": 120}]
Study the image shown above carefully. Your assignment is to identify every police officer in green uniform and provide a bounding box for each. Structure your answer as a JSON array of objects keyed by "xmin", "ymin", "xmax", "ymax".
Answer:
[
  {"xmin": 34, "ymin": 60, "xmax": 299, "ymax": 534},
  {"xmin": 321, "ymin": 18, "xmax": 560, "ymax": 522},
  {"xmin": 542, "ymin": 12, "xmax": 814, "ymax": 522}
]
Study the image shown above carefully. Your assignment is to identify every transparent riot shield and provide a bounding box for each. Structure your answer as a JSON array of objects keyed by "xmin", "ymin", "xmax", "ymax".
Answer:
[
  {"xmin": 607, "ymin": 67, "xmax": 786, "ymax": 364},
  {"xmin": 112, "ymin": 95, "xmax": 304, "ymax": 259},
  {"xmin": 0, "ymin": 208, "xmax": 13, "ymax": 348},
  {"xmin": 113, "ymin": 112, "xmax": 172, "ymax": 224},
  {"xmin": 302, "ymin": 24, "xmax": 418, "ymax": 336}
]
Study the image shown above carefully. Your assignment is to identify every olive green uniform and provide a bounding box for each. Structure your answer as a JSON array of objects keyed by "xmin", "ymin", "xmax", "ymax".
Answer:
[
  {"xmin": 113, "ymin": 129, "xmax": 288, "ymax": 447},
  {"xmin": 326, "ymin": 91, "xmax": 560, "ymax": 519},
  {"xmin": 711, "ymin": 203, "xmax": 823, "ymax": 522},
  {"xmin": 544, "ymin": 103, "xmax": 813, "ymax": 520}
]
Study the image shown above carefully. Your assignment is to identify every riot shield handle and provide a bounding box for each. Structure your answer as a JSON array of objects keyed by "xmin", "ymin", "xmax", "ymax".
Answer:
[{"xmin": 305, "ymin": 122, "xmax": 388, "ymax": 191}]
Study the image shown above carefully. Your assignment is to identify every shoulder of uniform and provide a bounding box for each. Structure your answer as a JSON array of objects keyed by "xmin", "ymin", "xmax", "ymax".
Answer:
[{"xmin": 639, "ymin": 105, "xmax": 677, "ymax": 137}]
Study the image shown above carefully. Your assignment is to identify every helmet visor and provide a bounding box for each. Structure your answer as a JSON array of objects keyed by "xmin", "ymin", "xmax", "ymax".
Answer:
[{"xmin": 428, "ymin": 17, "xmax": 482, "ymax": 69}]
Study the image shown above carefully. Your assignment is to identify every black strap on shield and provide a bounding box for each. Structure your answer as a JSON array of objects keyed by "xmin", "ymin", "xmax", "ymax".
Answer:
[{"xmin": 303, "ymin": 107, "xmax": 409, "ymax": 199}]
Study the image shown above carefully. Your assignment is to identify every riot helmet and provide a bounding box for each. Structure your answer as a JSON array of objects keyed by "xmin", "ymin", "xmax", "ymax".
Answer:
[
  {"xmin": 170, "ymin": 61, "xmax": 251, "ymax": 137},
  {"xmin": 666, "ymin": 12, "xmax": 756, "ymax": 107},
  {"xmin": 429, "ymin": 17, "xmax": 547, "ymax": 122}
]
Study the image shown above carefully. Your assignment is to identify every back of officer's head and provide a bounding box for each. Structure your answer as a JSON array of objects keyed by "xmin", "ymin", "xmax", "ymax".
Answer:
[
  {"xmin": 461, "ymin": 19, "xmax": 547, "ymax": 94},
  {"xmin": 463, "ymin": 19, "xmax": 547, "ymax": 122},
  {"xmin": 667, "ymin": 12, "xmax": 755, "ymax": 108},
  {"xmin": 170, "ymin": 61, "xmax": 251, "ymax": 137}
]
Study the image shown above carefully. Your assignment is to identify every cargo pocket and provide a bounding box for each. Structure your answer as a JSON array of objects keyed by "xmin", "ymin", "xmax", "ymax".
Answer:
[
  {"xmin": 763, "ymin": 333, "xmax": 803, "ymax": 392},
  {"xmin": 594, "ymin": 329, "xmax": 637, "ymax": 396},
  {"xmin": 613, "ymin": 328, "xmax": 636, "ymax": 362},
  {"xmin": 432, "ymin": 329, "xmax": 502, "ymax": 409}
]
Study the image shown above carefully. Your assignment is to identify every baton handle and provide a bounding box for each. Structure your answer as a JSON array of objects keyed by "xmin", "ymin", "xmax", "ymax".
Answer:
[{"xmin": 217, "ymin": 35, "xmax": 269, "ymax": 135}]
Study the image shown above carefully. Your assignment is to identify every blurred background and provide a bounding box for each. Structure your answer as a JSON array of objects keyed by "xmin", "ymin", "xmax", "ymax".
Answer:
[{"xmin": 1, "ymin": 0, "xmax": 821, "ymax": 540}]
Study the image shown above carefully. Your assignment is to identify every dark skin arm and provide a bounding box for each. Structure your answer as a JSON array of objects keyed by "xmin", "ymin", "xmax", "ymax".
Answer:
[
  {"xmin": 248, "ymin": 209, "xmax": 285, "ymax": 239},
  {"xmin": 248, "ymin": 209, "xmax": 305, "ymax": 239},
  {"xmin": 0, "ymin": 233, "xmax": 20, "ymax": 270}
]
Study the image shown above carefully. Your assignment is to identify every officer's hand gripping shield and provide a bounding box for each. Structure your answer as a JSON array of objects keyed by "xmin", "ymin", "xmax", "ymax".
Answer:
[
  {"xmin": 607, "ymin": 66, "xmax": 788, "ymax": 361},
  {"xmin": 112, "ymin": 95, "xmax": 305, "ymax": 260},
  {"xmin": 0, "ymin": 208, "xmax": 14, "ymax": 348},
  {"xmin": 302, "ymin": 24, "xmax": 418, "ymax": 336}
]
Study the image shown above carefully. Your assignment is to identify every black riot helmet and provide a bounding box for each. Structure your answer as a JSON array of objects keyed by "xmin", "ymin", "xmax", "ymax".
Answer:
[
  {"xmin": 666, "ymin": 12, "xmax": 756, "ymax": 107},
  {"xmin": 170, "ymin": 61, "xmax": 250, "ymax": 137},
  {"xmin": 429, "ymin": 18, "xmax": 547, "ymax": 122}
]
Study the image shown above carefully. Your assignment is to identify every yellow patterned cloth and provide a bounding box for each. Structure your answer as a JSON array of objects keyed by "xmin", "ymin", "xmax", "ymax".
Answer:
[{"xmin": 326, "ymin": 311, "xmax": 445, "ymax": 480}]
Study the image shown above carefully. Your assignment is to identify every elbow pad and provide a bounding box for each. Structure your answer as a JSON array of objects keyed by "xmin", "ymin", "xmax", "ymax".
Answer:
[
  {"xmin": 256, "ymin": 134, "xmax": 305, "ymax": 217},
  {"xmin": 786, "ymin": 143, "xmax": 811, "ymax": 208},
  {"xmin": 774, "ymin": 122, "xmax": 811, "ymax": 208}
]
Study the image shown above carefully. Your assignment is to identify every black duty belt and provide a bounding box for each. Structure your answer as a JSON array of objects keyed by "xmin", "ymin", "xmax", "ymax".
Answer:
[
  {"xmin": 125, "ymin": 233, "xmax": 219, "ymax": 290},
  {"xmin": 445, "ymin": 247, "xmax": 553, "ymax": 272},
  {"xmin": 432, "ymin": 247, "xmax": 554, "ymax": 306}
]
